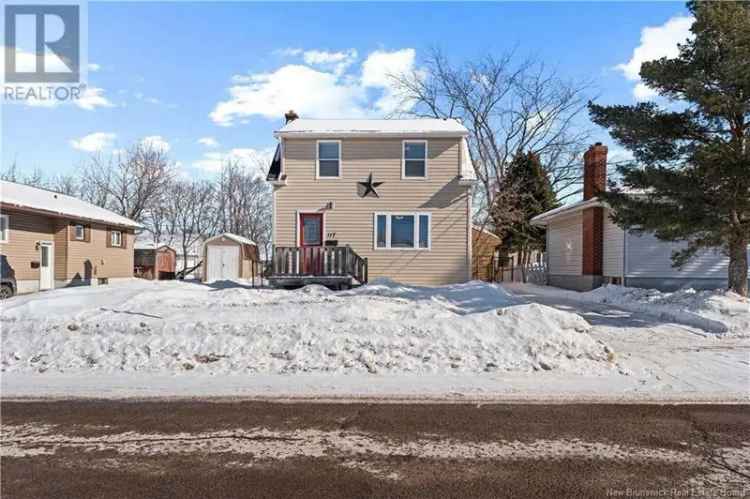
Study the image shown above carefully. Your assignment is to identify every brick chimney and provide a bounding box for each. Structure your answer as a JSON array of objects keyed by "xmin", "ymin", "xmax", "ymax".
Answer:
[
  {"xmin": 581, "ymin": 143, "xmax": 607, "ymax": 284},
  {"xmin": 583, "ymin": 142, "xmax": 607, "ymax": 200},
  {"xmin": 284, "ymin": 109, "xmax": 299, "ymax": 124}
]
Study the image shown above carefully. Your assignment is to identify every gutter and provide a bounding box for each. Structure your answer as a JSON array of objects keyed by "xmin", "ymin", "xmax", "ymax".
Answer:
[{"xmin": 273, "ymin": 131, "xmax": 469, "ymax": 140}]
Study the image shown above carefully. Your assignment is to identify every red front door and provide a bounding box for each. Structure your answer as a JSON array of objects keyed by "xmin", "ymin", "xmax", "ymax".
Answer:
[{"xmin": 299, "ymin": 213, "xmax": 323, "ymax": 274}]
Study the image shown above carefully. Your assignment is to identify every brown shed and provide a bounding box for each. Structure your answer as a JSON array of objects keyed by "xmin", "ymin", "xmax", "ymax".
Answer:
[
  {"xmin": 134, "ymin": 243, "xmax": 177, "ymax": 280},
  {"xmin": 202, "ymin": 233, "xmax": 259, "ymax": 283},
  {"xmin": 472, "ymin": 225, "xmax": 502, "ymax": 281}
]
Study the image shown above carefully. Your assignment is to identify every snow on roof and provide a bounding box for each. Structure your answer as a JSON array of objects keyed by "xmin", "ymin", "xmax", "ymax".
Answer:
[
  {"xmin": 531, "ymin": 198, "xmax": 606, "ymax": 226},
  {"xmin": 1, "ymin": 180, "xmax": 141, "ymax": 228},
  {"xmin": 472, "ymin": 224, "xmax": 502, "ymax": 240},
  {"xmin": 275, "ymin": 118, "xmax": 469, "ymax": 137},
  {"xmin": 205, "ymin": 232, "xmax": 256, "ymax": 246}
]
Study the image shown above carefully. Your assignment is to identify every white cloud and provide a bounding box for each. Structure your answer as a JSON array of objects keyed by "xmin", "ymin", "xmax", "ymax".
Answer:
[
  {"xmin": 197, "ymin": 137, "xmax": 220, "ymax": 148},
  {"xmin": 88, "ymin": 63, "xmax": 101, "ymax": 72},
  {"xmin": 211, "ymin": 48, "xmax": 417, "ymax": 126},
  {"xmin": 70, "ymin": 132, "xmax": 117, "ymax": 152},
  {"xmin": 140, "ymin": 135, "xmax": 171, "ymax": 153},
  {"xmin": 361, "ymin": 48, "xmax": 416, "ymax": 113},
  {"xmin": 275, "ymin": 48, "xmax": 303, "ymax": 57},
  {"xmin": 76, "ymin": 87, "xmax": 115, "ymax": 110},
  {"xmin": 192, "ymin": 147, "xmax": 275, "ymax": 174},
  {"xmin": 615, "ymin": 15, "xmax": 694, "ymax": 100}
]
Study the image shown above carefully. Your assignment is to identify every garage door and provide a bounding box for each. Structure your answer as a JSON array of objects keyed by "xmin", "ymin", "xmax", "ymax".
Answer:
[{"xmin": 206, "ymin": 245, "xmax": 240, "ymax": 282}]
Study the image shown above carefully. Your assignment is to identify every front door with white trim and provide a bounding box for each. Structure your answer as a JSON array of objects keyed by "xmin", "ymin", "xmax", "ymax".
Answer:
[{"xmin": 39, "ymin": 241, "xmax": 54, "ymax": 290}]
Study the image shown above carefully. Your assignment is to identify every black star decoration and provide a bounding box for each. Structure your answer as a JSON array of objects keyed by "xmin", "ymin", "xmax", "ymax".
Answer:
[{"xmin": 358, "ymin": 173, "xmax": 384, "ymax": 198}]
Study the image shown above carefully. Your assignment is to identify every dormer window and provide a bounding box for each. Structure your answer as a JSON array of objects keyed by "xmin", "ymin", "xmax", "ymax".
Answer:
[
  {"xmin": 402, "ymin": 140, "xmax": 427, "ymax": 179},
  {"xmin": 317, "ymin": 140, "xmax": 341, "ymax": 178}
]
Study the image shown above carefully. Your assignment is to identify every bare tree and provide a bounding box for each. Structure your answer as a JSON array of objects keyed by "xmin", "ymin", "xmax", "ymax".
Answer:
[
  {"xmin": 216, "ymin": 159, "xmax": 272, "ymax": 259},
  {"xmin": 163, "ymin": 180, "xmax": 218, "ymax": 272},
  {"xmin": 83, "ymin": 143, "xmax": 175, "ymax": 222},
  {"xmin": 393, "ymin": 49, "xmax": 592, "ymax": 222}
]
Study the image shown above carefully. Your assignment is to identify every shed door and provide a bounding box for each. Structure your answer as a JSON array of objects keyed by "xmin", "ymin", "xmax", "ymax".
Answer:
[{"xmin": 207, "ymin": 245, "xmax": 240, "ymax": 282}]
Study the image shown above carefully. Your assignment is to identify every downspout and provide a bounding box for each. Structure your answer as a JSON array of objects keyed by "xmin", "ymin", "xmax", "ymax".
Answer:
[{"xmin": 622, "ymin": 228, "xmax": 627, "ymax": 287}]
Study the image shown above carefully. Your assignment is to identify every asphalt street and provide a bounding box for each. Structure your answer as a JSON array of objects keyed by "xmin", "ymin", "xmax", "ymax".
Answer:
[{"xmin": 2, "ymin": 401, "xmax": 749, "ymax": 498}]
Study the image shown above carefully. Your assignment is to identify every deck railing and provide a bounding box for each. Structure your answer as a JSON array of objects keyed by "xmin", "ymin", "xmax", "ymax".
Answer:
[{"xmin": 271, "ymin": 246, "xmax": 368, "ymax": 284}]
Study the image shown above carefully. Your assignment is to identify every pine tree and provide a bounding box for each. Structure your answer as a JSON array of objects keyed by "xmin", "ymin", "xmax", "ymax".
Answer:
[
  {"xmin": 589, "ymin": 1, "xmax": 750, "ymax": 296},
  {"xmin": 491, "ymin": 151, "xmax": 558, "ymax": 281}
]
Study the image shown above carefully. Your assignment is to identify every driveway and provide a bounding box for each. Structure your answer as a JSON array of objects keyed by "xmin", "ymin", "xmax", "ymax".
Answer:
[
  {"xmin": 506, "ymin": 283, "xmax": 750, "ymax": 397},
  {"xmin": 2, "ymin": 401, "xmax": 748, "ymax": 498}
]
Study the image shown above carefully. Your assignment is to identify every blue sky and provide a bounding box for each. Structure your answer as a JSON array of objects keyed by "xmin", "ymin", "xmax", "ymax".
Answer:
[{"xmin": 2, "ymin": 1, "xmax": 693, "ymax": 180}]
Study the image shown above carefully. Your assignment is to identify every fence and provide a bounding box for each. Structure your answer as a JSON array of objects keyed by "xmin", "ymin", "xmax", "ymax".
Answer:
[{"xmin": 487, "ymin": 259, "xmax": 547, "ymax": 285}]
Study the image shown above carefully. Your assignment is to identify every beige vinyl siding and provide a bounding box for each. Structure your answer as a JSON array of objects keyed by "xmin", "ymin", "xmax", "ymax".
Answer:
[
  {"xmin": 602, "ymin": 208, "xmax": 624, "ymax": 278},
  {"xmin": 53, "ymin": 219, "xmax": 68, "ymax": 280},
  {"xmin": 0, "ymin": 209, "xmax": 54, "ymax": 280},
  {"xmin": 66, "ymin": 223, "xmax": 134, "ymax": 280},
  {"xmin": 275, "ymin": 138, "xmax": 470, "ymax": 285},
  {"xmin": 547, "ymin": 212, "xmax": 582, "ymax": 275}
]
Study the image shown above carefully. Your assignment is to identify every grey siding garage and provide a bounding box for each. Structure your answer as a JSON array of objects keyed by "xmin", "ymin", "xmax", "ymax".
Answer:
[{"xmin": 625, "ymin": 232, "xmax": 749, "ymax": 291}]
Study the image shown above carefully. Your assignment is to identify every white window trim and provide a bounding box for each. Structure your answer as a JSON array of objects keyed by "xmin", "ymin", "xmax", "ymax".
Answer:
[
  {"xmin": 111, "ymin": 230, "xmax": 123, "ymax": 247},
  {"xmin": 0, "ymin": 214, "xmax": 8, "ymax": 243},
  {"xmin": 316, "ymin": 139, "xmax": 342, "ymax": 179},
  {"xmin": 401, "ymin": 140, "xmax": 428, "ymax": 180},
  {"xmin": 74, "ymin": 224, "xmax": 85, "ymax": 240},
  {"xmin": 373, "ymin": 212, "xmax": 431, "ymax": 251}
]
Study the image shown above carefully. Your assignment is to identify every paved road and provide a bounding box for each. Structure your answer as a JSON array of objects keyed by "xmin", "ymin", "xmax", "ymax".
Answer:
[{"xmin": 2, "ymin": 401, "xmax": 749, "ymax": 498}]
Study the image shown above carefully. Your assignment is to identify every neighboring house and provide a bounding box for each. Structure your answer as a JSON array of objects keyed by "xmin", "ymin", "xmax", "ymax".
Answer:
[
  {"xmin": 472, "ymin": 225, "xmax": 502, "ymax": 281},
  {"xmin": 267, "ymin": 116, "xmax": 476, "ymax": 287},
  {"xmin": 532, "ymin": 143, "xmax": 749, "ymax": 292},
  {"xmin": 202, "ymin": 232, "xmax": 259, "ymax": 283},
  {"xmin": 0, "ymin": 180, "xmax": 140, "ymax": 296},
  {"xmin": 134, "ymin": 242, "xmax": 176, "ymax": 280}
]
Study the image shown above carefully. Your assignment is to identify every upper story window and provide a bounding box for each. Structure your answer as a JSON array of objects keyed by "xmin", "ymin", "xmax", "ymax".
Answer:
[
  {"xmin": 402, "ymin": 140, "xmax": 427, "ymax": 179},
  {"xmin": 74, "ymin": 224, "xmax": 85, "ymax": 240},
  {"xmin": 110, "ymin": 230, "xmax": 123, "ymax": 247},
  {"xmin": 317, "ymin": 140, "xmax": 341, "ymax": 178},
  {"xmin": 0, "ymin": 215, "xmax": 8, "ymax": 243},
  {"xmin": 375, "ymin": 212, "xmax": 431, "ymax": 250}
]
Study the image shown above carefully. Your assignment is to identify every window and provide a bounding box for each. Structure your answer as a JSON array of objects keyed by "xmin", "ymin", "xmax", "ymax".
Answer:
[
  {"xmin": 111, "ymin": 230, "xmax": 122, "ymax": 247},
  {"xmin": 74, "ymin": 224, "xmax": 85, "ymax": 240},
  {"xmin": 0, "ymin": 215, "xmax": 8, "ymax": 243},
  {"xmin": 374, "ymin": 213, "xmax": 431, "ymax": 250},
  {"xmin": 403, "ymin": 140, "xmax": 427, "ymax": 178},
  {"xmin": 317, "ymin": 140, "xmax": 341, "ymax": 178}
]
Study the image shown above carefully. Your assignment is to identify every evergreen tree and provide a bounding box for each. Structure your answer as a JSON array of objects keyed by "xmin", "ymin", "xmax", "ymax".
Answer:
[
  {"xmin": 589, "ymin": 1, "xmax": 750, "ymax": 296},
  {"xmin": 491, "ymin": 151, "xmax": 558, "ymax": 281}
]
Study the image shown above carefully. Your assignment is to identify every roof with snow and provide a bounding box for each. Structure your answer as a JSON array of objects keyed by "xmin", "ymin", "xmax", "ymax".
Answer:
[
  {"xmin": 0, "ymin": 180, "xmax": 141, "ymax": 228},
  {"xmin": 204, "ymin": 232, "xmax": 256, "ymax": 246},
  {"xmin": 531, "ymin": 198, "xmax": 606, "ymax": 226},
  {"xmin": 274, "ymin": 118, "xmax": 469, "ymax": 138}
]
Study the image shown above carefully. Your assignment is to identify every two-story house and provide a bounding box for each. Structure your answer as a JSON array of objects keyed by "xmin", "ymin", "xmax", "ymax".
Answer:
[{"xmin": 267, "ymin": 117, "xmax": 476, "ymax": 287}]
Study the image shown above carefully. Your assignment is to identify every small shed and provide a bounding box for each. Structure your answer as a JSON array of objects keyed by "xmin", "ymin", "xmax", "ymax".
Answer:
[
  {"xmin": 202, "ymin": 233, "xmax": 259, "ymax": 283},
  {"xmin": 134, "ymin": 242, "xmax": 177, "ymax": 280}
]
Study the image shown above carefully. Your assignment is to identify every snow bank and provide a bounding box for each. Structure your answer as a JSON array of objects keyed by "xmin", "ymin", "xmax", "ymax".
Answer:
[
  {"xmin": 1, "ymin": 279, "xmax": 613, "ymax": 376},
  {"xmin": 584, "ymin": 286, "xmax": 750, "ymax": 336},
  {"xmin": 508, "ymin": 282, "xmax": 749, "ymax": 336}
]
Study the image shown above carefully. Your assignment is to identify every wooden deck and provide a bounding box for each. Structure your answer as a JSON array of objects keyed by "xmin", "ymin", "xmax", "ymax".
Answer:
[{"xmin": 269, "ymin": 246, "xmax": 368, "ymax": 289}]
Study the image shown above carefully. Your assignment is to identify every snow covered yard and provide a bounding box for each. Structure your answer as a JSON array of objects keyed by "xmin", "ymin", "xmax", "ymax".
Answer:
[
  {"xmin": 1, "ymin": 279, "xmax": 747, "ymax": 401},
  {"xmin": 1, "ymin": 279, "xmax": 609, "ymax": 376}
]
